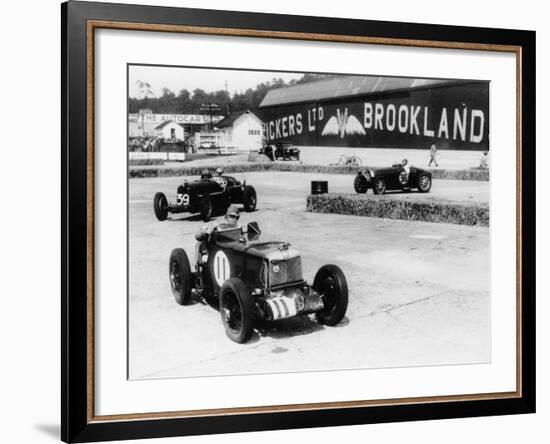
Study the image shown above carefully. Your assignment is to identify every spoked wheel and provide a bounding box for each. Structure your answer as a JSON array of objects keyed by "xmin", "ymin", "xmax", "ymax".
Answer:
[
  {"xmin": 417, "ymin": 173, "xmax": 432, "ymax": 193},
  {"xmin": 243, "ymin": 185, "xmax": 257, "ymax": 212},
  {"xmin": 354, "ymin": 173, "xmax": 369, "ymax": 194},
  {"xmin": 169, "ymin": 248, "xmax": 192, "ymax": 305},
  {"xmin": 372, "ymin": 177, "xmax": 387, "ymax": 195},
  {"xmin": 313, "ymin": 264, "xmax": 348, "ymax": 326},
  {"xmin": 153, "ymin": 192, "xmax": 168, "ymax": 221},
  {"xmin": 219, "ymin": 278, "xmax": 255, "ymax": 343}
]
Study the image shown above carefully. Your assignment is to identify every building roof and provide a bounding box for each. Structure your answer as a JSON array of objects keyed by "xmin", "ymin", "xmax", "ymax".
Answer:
[
  {"xmin": 259, "ymin": 75, "xmax": 474, "ymax": 108},
  {"xmin": 154, "ymin": 120, "xmax": 186, "ymax": 130},
  {"xmin": 216, "ymin": 110, "xmax": 260, "ymax": 128}
]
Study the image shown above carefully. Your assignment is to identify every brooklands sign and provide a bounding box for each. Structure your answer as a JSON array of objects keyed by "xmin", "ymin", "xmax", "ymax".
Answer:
[
  {"xmin": 362, "ymin": 103, "xmax": 485, "ymax": 143},
  {"xmin": 259, "ymin": 81, "xmax": 489, "ymax": 150}
]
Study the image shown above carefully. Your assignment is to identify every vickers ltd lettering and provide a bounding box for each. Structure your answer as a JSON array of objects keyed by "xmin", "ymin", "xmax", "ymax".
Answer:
[
  {"xmin": 363, "ymin": 103, "xmax": 486, "ymax": 144},
  {"xmin": 265, "ymin": 113, "xmax": 303, "ymax": 140},
  {"xmin": 264, "ymin": 106, "xmax": 326, "ymax": 140}
]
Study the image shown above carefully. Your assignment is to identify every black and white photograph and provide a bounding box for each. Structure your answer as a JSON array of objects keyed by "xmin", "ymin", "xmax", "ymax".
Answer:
[{"xmin": 128, "ymin": 65, "xmax": 490, "ymax": 380}]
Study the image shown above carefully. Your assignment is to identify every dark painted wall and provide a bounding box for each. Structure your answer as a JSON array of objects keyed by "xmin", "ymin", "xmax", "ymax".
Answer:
[{"xmin": 258, "ymin": 82, "xmax": 489, "ymax": 150}]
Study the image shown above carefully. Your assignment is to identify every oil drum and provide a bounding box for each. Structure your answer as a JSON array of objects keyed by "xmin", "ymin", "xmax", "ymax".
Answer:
[{"xmin": 311, "ymin": 180, "xmax": 328, "ymax": 195}]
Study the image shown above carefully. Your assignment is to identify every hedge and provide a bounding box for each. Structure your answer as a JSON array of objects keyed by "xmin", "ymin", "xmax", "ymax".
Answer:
[
  {"xmin": 128, "ymin": 158, "xmax": 165, "ymax": 166},
  {"xmin": 129, "ymin": 162, "xmax": 489, "ymax": 181},
  {"xmin": 306, "ymin": 193, "xmax": 489, "ymax": 226}
]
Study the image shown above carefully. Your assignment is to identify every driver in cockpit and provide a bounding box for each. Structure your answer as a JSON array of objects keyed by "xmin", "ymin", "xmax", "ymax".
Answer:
[{"xmin": 195, "ymin": 205, "xmax": 241, "ymax": 265}]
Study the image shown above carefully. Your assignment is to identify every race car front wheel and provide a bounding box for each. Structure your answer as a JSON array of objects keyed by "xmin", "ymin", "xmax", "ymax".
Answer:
[
  {"xmin": 243, "ymin": 185, "xmax": 257, "ymax": 212},
  {"xmin": 417, "ymin": 173, "xmax": 432, "ymax": 193},
  {"xmin": 200, "ymin": 195, "xmax": 213, "ymax": 221},
  {"xmin": 220, "ymin": 278, "xmax": 255, "ymax": 343},
  {"xmin": 313, "ymin": 264, "xmax": 348, "ymax": 326},
  {"xmin": 372, "ymin": 177, "xmax": 387, "ymax": 195},
  {"xmin": 169, "ymin": 248, "xmax": 192, "ymax": 305},
  {"xmin": 154, "ymin": 192, "xmax": 168, "ymax": 221},
  {"xmin": 354, "ymin": 173, "xmax": 369, "ymax": 194}
]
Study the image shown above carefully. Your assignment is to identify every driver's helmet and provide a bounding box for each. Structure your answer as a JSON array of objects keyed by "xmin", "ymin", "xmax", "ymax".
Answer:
[
  {"xmin": 226, "ymin": 205, "xmax": 239, "ymax": 218},
  {"xmin": 224, "ymin": 205, "xmax": 240, "ymax": 226},
  {"xmin": 215, "ymin": 167, "xmax": 224, "ymax": 176},
  {"xmin": 401, "ymin": 158, "xmax": 408, "ymax": 166}
]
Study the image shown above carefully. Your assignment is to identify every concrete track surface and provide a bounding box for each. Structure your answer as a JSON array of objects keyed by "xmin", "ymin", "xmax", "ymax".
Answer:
[{"xmin": 129, "ymin": 172, "xmax": 490, "ymax": 379}]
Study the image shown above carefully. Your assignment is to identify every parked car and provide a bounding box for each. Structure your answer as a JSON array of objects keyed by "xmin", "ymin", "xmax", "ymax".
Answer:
[
  {"xmin": 169, "ymin": 222, "xmax": 348, "ymax": 343},
  {"xmin": 154, "ymin": 173, "xmax": 257, "ymax": 222},
  {"xmin": 262, "ymin": 142, "xmax": 300, "ymax": 161},
  {"xmin": 354, "ymin": 161, "xmax": 432, "ymax": 194}
]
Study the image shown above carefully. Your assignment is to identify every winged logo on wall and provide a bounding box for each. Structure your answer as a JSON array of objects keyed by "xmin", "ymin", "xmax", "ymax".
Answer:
[{"xmin": 321, "ymin": 108, "xmax": 366, "ymax": 138}]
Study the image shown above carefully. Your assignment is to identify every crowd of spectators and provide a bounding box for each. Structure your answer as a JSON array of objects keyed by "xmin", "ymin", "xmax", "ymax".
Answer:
[
  {"xmin": 128, "ymin": 136, "xmax": 162, "ymax": 152},
  {"xmin": 129, "ymin": 135, "xmax": 198, "ymax": 153}
]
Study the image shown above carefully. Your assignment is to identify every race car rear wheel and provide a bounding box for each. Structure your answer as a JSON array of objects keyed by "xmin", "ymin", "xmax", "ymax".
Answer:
[
  {"xmin": 354, "ymin": 173, "xmax": 369, "ymax": 194},
  {"xmin": 243, "ymin": 185, "xmax": 257, "ymax": 212},
  {"xmin": 169, "ymin": 248, "xmax": 192, "ymax": 305},
  {"xmin": 154, "ymin": 192, "xmax": 168, "ymax": 221},
  {"xmin": 200, "ymin": 195, "xmax": 213, "ymax": 221},
  {"xmin": 417, "ymin": 173, "xmax": 432, "ymax": 193},
  {"xmin": 313, "ymin": 264, "xmax": 348, "ymax": 326},
  {"xmin": 372, "ymin": 177, "xmax": 387, "ymax": 195},
  {"xmin": 219, "ymin": 278, "xmax": 255, "ymax": 343},
  {"xmin": 265, "ymin": 146, "xmax": 275, "ymax": 161}
]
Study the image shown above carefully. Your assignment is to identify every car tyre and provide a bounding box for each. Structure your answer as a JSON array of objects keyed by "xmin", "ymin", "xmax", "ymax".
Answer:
[
  {"xmin": 169, "ymin": 248, "xmax": 193, "ymax": 305},
  {"xmin": 354, "ymin": 173, "xmax": 369, "ymax": 194},
  {"xmin": 243, "ymin": 185, "xmax": 257, "ymax": 212},
  {"xmin": 200, "ymin": 195, "xmax": 213, "ymax": 221},
  {"xmin": 266, "ymin": 147, "xmax": 275, "ymax": 161},
  {"xmin": 313, "ymin": 264, "xmax": 348, "ymax": 326},
  {"xmin": 219, "ymin": 278, "xmax": 255, "ymax": 343},
  {"xmin": 417, "ymin": 173, "xmax": 432, "ymax": 193},
  {"xmin": 153, "ymin": 192, "xmax": 168, "ymax": 221},
  {"xmin": 372, "ymin": 177, "xmax": 387, "ymax": 195}
]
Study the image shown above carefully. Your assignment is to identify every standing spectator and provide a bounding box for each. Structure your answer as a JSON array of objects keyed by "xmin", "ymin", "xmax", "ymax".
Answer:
[
  {"xmin": 479, "ymin": 151, "xmax": 489, "ymax": 169},
  {"xmin": 428, "ymin": 141, "xmax": 439, "ymax": 167}
]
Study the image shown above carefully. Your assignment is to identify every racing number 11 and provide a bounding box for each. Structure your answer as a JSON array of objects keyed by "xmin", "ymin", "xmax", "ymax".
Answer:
[{"xmin": 214, "ymin": 250, "xmax": 231, "ymax": 286}]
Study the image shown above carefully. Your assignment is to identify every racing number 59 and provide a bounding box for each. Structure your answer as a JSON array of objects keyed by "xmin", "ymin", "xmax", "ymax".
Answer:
[{"xmin": 177, "ymin": 193, "xmax": 190, "ymax": 206}]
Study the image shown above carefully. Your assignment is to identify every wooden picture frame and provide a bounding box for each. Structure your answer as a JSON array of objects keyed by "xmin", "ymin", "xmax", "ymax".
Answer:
[{"xmin": 62, "ymin": 1, "xmax": 535, "ymax": 442}]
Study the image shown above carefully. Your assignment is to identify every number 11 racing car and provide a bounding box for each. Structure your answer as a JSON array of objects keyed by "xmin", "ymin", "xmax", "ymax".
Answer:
[
  {"xmin": 169, "ymin": 222, "xmax": 349, "ymax": 343},
  {"xmin": 154, "ymin": 173, "xmax": 257, "ymax": 222}
]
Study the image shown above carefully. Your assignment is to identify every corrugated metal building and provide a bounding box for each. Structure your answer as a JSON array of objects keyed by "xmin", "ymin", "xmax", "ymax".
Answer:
[{"xmin": 258, "ymin": 75, "xmax": 489, "ymax": 150}]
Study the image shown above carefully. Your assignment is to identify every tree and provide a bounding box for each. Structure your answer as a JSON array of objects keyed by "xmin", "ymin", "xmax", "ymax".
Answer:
[{"xmin": 128, "ymin": 72, "xmax": 333, "ymax": 114}]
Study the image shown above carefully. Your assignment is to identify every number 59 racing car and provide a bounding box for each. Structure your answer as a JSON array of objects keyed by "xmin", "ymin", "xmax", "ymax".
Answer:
[
  {"xmin": 154, "ymin": 173, "xmax": 257, "ymax": 222},
  {"xmin": 169, "ymin": 222, "xmax": 348, "ymax": 343}
]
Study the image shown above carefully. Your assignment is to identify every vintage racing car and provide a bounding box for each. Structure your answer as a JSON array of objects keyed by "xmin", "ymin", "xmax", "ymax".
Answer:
[
  {"xmin": 354, "ymin": 162, "xmax": 432, "ymax": 194},
  {"xmin": 154, "ymin": 173, "xmax": 257, "ymax": 222},
  {"xmin": 262, "ymin": 142, "xmax": 300, "ymax": 161},
  {"xmin": 169, "ymin": 222, "xmax": 348, "ymax": 343}
]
